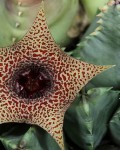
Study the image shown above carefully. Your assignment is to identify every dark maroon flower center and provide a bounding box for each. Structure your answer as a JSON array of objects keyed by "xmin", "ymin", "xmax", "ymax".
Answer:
[{"xmin": 10, "ymin": 63, "xmax": 53, "ymax": 100}]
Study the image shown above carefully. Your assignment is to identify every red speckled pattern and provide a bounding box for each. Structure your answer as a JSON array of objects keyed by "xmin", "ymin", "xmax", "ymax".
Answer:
[{"xmin": 0, "ymin": 2, "xmax": 111, "ymax": 150}]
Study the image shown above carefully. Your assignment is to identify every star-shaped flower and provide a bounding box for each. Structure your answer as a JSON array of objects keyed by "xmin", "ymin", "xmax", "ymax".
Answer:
[{"xmin": 0, "ymin": 1, "xmax": 112, "ymax": 150}]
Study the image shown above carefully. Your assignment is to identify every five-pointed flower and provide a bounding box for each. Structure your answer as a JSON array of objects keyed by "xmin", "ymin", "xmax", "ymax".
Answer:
[{"xmin": 0, "ymin": 1, "xmax": 112, "ymax": 150}]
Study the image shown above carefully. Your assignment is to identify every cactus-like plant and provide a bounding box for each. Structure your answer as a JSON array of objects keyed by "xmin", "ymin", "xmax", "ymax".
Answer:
[
  {"xmin": 0, "ymin": 1, "xmax": 112, "ymax": 150},
  {"xmin": 0, "ymin": 0, "xmax": 80, "ymax": 47},
  {"xmin": 1, "ymin": 0, "xmax": 120, "ymax": 150},
  {"xmin": 64, "ymin": 0, "xmax": 120, "ymax": 149},
  {"xmin": 73, "ymin": 0, "xmax": 120, "ymax": 89},
  {"xmin": 64, "ymin": 87, "xmax": 120, "ymax": 149}
]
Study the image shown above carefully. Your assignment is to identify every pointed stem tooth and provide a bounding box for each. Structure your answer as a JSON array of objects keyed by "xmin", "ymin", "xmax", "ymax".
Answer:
[
  {"xmin": 86, "ymin": 122, "xmax": 93, "ymax": 134},
  {"xmin": 100, "ymin": 5, "xmax": 108, "ymax": 12},
  {"xmin": 95, "ymin": 26, "xmax": 103, "ymax": 31},
  {"xmin": 96, "ymin": 13, "xmax": 103, "ymax": 17},
  {"xmin": 97, "ymin": 19, "xmax": 103, "ymax": 24},
  {"xmin": 77, "ymin": 43, "xmax": 80, "ymax": 46},
  {"xmin": 90, "ymin": 32, "xmax": 98, "ymax": 36},
  {"xmin": 15, "ymin": 22, "xmax": 20, "ymax": 28},
  {"xmin": 91, "ymin": 142, "xmax": 94, "ymax": 149},
  {"xmin": 18, "ymin": 11, "xmax": 23, "ymax": 16},
  {"xmin": 85, "ymin": 36, "xmax": 91, "ymax": 40},
  {"xmin": 61, "ymin": 47, "xmax": 66, "ymax": 51},
  {"xmin": 107, "ymin": 0, "xmax": 115, "ymax": 6},
  {"xmin": 12, "ymin": 37, "xmax": 16, "ymax": 43},
  {"xmin": 89, "ymin": 129, "xmax": 93, "ymax": 135},
  {"xmin": 83, "ymin": 96, "xmax": 90, "ymax": 116},
  {"xmin": 18, "ymin": 1, "xmax": 22, "ymax": 6}
]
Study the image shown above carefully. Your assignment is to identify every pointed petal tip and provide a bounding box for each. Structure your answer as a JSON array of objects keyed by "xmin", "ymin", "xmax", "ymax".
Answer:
[
  {"xmin": 102, "ymin": 64, "xmax": 116, "ymax": 70},
  {"xmin": 96, "ymin": 64, "xmax": 115, "ymax": 74}
]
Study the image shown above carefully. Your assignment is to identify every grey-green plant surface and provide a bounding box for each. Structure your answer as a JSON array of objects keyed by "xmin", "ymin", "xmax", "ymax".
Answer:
[
  {"xmin": 0, "ymin": 124, "xmax": 61, "ymax": 150},
  {"xmin": 73, "ymin": 1, "xmax": 120, "ymax": 89},
  {"xmin": 0, "ymin": 0, "xmax": 79, "ymax": 47},
  {"xmin": 109, "ymin": 106, "xmax": 120, "ymax": 147},
  {"xmin": 64, "ymin": 87, "xmax": 120, "ymax": 150},
  {"xmin": 1, "ymin": 0, "xmax": 120, "ymax": 150}
]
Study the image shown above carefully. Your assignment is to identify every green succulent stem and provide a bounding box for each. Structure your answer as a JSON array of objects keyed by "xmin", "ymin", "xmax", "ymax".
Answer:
[
  {"xmin": 72, "ymin": 1, "xmax": 120, "ymax": 89},
  {"xmin": 0, "ymin": 0, "xmax": 79, "ymax": 47}
]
